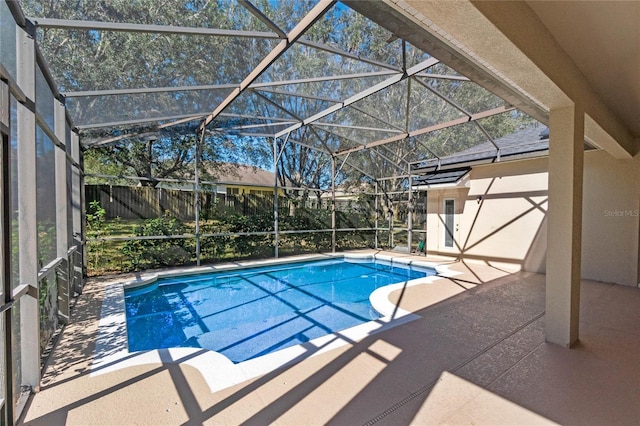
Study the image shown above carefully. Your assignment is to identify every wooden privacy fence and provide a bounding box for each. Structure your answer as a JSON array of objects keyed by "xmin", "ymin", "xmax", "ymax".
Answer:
[
  {"xmin": 85, "ymin": 185, "xmax": 198, "ymax": 220},
  {"xmin": 85, "ymin": 185, "xmax": 280, "ymax": 220}
]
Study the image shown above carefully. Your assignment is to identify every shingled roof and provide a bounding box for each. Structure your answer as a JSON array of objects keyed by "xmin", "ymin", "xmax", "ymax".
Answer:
[
  {"xmin": 211, "ymin": 164, "xmax": 276, "ymax": 187},
  {"xmin": 413, "ymin": 126, "xmax": 550, "ymax": 174}
]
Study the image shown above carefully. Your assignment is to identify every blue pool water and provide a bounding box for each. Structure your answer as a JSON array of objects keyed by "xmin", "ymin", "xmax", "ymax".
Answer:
[{"xmin": 124, "ymin": 258, "xmax": 435, "ymax": 363}]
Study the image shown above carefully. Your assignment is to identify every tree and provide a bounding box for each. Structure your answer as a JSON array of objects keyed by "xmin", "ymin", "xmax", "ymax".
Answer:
[
  {"xmin": 25, "ymin": 0, "xmax": 538, "ymax": 194},
  {"xmin": 24, "ymin": 0, "xmax": 274, "ymax": 183}
]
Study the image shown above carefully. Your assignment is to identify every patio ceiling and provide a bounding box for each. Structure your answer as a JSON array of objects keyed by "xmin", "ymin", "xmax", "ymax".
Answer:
[{"xmin": 20, "ymin": 0, "xmax": 542, "ymax": 179}]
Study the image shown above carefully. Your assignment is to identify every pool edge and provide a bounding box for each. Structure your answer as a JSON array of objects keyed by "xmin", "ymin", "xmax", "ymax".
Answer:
[{"xmin": 91, "ymin": 252, "xmax": 454, "ymax": 394}]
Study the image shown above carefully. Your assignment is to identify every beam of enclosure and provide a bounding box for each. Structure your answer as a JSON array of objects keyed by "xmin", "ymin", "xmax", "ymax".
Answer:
[
  {"xmin": 335, "ymin": 152, "xmax": 351, "ymax": 177},
  {"xmin": 255, "ymin": 95, "xmax": 382, "ymax": 182},
  {"xmin": 331, "ymin": 156, "xmax": 336, "ymax": 252},
  {"xmin": 413, "ymin": 76, "xmax": 473, "ymax": 117},
  {"xmin": 304, "ymin": 136, "xmax": 377, "ymax": 181},
  {"xmin": 195, "ymin": 130, "xmax": 204, "ymax": 266},
  {"xmin": 404, "ymin": 70, "xmax": 412, "ymax": 132},
  {"xmin": 219, "ymin": 113, "xmax": 301, "ymax": 123},
  {"xmin": 239, "ymin": 0, "xmax": 287, "ymax": 38},
  {"xmin": 412, "ymin": 76, "xmax": 502, "ymax": 156},
  {"xmin": 285, "ymin": 133, "xmax": 374, "ymax": 184},
  {"xmin": 28, "ymin": 17, "xmax": 282, "ymax": 39},
  {"xmin": 408, "ymin": 163, "xmax": 413, "ymax": 251},
  {"xmin": 286, "ymin": 137, "xmax": 331, "ymax": 155},
  {"xmin": 311, "ymin": 125, "xmax": 405, "ymax": 178},
  {"xmin": 341, "ymin": 0, "xmax": 549, "ymax": 125},
  {"xmin": 410, "ymin": 137, "xmax": 442, "ymax": 167},
  {"xmin": 273, "ymin": 134, "xmax": 289, "ymax": 258},
  {"xmin": 379, "ymin": 143, "xmax": 411, "ymax": 167},
  {"xmin": 66, "ymin": 71, "xmax": 398, "ymax": 99},
  {"xmin": 377, "ymin": 175, "xmax": 411, "ymax": 182},
  {"xmin": 63, "ymin": 84, "xmax": 238, "ymax": 98},
  {"xmin": 253, "ymin": 91, "xmax": 303, "ymax": 121},
  {"xmin": 312, "ymin": 122, "xmax": 404, "ymax": 134},
  {"xmin": 375, "ymin": 181, "xmax": 379, "ymax": 248},
  {"xmin": 199, "ymin": 0, "xmax": 337, "ymax": 131},
  {"xmin": 253, "ymin": 87, "xmax": 342, "ymax": 103},
  {"xmin": 275, "ymin": 58, "xmax": 439, "ymax": 138},
  {"xmin": 84, "ymin": 109, "xmax": 298, "ymax": 149},
  {"xmin": 213, "ymin": 121, "xmax": 298, "ymax": 131},
  {"xmin": 349, "ymin": 105, "xmax": 407, "ymax": 133},
  {"xmin": 370, "ymin": 147, "xmax": 406, "ymax": 173},
  {"xmin": 297, "ymin": 38, "xmax": 403, "ymax": 73},
  {"xmin": 335, "ymin": 105, "xmax": 513, "ymax": 155},
  {"xmin": 474, "ymin": 122, "xmax": 500, "ymax": 158},
  {"xmin": 250, "ymin": 71, "xmax": 397, "ymax": 88},
  {"xmin": 78, "ymin": 113, "xmax": 205, "ymax": 132}
]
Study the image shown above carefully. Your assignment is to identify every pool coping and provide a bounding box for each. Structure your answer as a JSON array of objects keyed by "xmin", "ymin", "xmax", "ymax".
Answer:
[{"xmin": 90, "ymin": 252, "xmax": 460, "ymax": 393}]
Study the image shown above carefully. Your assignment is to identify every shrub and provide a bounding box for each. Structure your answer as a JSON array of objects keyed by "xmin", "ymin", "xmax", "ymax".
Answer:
[
  {"xmin": 121, "ymin": 212, "xmax": 191, "ymax": 271},
  {"xmin": 226, "ymin": 213, "xmax": 274, "ymax": 258}
]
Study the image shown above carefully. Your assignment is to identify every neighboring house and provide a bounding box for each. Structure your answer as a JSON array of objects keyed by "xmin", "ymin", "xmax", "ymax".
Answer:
[
  {"xmin": 412, "ymin": 125, "xmax": 640, "ymax": 288},
  {"xmin": 158, "ymin": 163, "xmax": 285, "ymax": 197},
  {"xmin": 205, "ymin": 164, "xmax": 283, "ymax": 198},
  {"xmin": 319, "ymin": 183, "xmax": 376, "ymax": 211}
]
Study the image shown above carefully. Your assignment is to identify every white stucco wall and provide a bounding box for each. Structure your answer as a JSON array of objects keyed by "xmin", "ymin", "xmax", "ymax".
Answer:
[
  {"xmin": 424, "ymin": 150, "xmax": 640, "ymax": 286},
  {"xmin": 425, "ymin": 157, "xmax": 548, "ymax": 272},
  {"xmin": 581, "ymin": 150, "xmax": 640, "ymax": 286}
]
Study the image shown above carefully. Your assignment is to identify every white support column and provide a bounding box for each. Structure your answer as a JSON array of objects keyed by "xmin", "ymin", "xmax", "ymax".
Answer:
[
  {"xmin": 70, "ymin": 132, "xmax": 83, "ymax": 294},
  {"xmin": 545, "ymin": 104, "xmax": 584, "ymax": 347},
  {"xmin": 407, "ymin": 171, "xmax": 413, "ymax": 252},
  {"xmin": 16, "ymin": 27, "xmax": 40, "ymax": 388},
  {"xmin": 194, "ymin": 131, "xmax": 202, "ymax": 266},
  {"xmin": 273, "ymin": 138, "xmax": 279, "ymax": 258},
  {"xmin": 375, "ymin": 181, "xmax": 379, "ymax": 249},
  {"xmin": 79, "ymin": 142, "xmax": 87, "ymax": 281},
  {"xmin": 54, "ymin": 100, "xmax": 69, "ymax": 323},
  {"xmin": 331, "ymin": 156, "xmax": 336, "ymax": 253}
]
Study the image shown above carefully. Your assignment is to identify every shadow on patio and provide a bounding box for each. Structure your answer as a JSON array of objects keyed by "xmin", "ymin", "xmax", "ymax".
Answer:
[{"xmin": 19, "ymin": 256, "xmax": 640, "ymax": 425}]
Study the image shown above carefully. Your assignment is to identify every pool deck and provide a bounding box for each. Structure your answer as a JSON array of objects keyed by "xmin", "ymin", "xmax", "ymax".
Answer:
[{"xmin": 19, "ymin": 250, "xmax": 640, "ymax": 425}]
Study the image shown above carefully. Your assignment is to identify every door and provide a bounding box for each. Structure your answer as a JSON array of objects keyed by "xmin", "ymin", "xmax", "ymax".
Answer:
[{"xmin": 444, "ymin": 198, "xmax": 455, "ymax": 248}]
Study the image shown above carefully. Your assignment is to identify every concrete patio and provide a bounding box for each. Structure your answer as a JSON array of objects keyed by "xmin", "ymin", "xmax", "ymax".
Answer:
[{"xmin": 19, "ymin": 252, "xmax": 640, "ymax": 425}]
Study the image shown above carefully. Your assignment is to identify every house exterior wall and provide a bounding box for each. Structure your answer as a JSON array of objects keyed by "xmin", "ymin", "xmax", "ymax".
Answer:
[
  {"xmin": 223, "ymin": 184, "xmax": 284, "ymax": 196},
  {"xmin": 426, "ymin": 157, "xmax": 547, "ymax": 272},
  {"xmin": 424, "ymin": 150, "xmax": 640, "ymax": 287},
  {"xmin": 581, "ymin": 150, "xmax": 640, "ymax": 286},
  {"xmin": 426, "ymin": 187, "xmax": 468, "ymax": 257}
]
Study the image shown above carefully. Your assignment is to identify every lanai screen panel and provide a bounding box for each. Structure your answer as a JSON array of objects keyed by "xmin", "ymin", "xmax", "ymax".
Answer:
[{"xmin": 22, "ymin": 0, "xmax": 541, "ymax": 182}]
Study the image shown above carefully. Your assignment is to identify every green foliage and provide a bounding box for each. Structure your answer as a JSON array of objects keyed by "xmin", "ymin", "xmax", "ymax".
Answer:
[
  {"xmin": 280, "ymin": 208, "xmax": 331, "ymax": 251},
  {"xmin": 36, "ymin": 221, "xmax": 57, "ymax": 268},
  {"xmin": 86, "ymin": 200, "xmax": 110, "ymax": 269},
  {"xmin": 225, "ymin": 213, "xmax": 274, "ymax": 258},
  {"xmin": 121, "ymin": 212, "xmax": 191, "ymax": 271},
  {"xmin": 38, "ymin": 275, "xmax": 57, "ymax": 352},
  {"xmin": 86, "ymin": 200, "xmax": 106, "ymax": 233},
  {"xmin": 25, "ymin": 0, "xmax": 540, "ymax": 195}
]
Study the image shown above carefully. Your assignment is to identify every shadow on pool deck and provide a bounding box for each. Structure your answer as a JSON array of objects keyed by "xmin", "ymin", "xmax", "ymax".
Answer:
[{"xmin": 19, "ymin": 251, "xmax": 640, "ymax": 425}]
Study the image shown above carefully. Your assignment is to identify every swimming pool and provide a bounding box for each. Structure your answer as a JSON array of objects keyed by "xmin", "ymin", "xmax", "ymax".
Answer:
[{"xmin": 124, "ymin": 257, "xmax": 436, "ymax": 363}]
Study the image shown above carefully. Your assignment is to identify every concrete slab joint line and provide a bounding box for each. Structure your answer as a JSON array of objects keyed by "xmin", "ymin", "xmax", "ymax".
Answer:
[{"xmin": 362, "ymin": 311, "xmax": 545, "ymax": 425}]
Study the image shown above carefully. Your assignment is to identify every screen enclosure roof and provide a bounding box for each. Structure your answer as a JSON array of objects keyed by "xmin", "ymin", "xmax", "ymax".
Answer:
[{"xmin": 18, "ymin": 0, "xmax": 549, "ymax": 180}]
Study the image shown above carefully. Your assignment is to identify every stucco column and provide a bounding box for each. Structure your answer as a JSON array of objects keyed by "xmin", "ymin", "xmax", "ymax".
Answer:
[{"xmin": 545, "ymin": 104, "xmax": 584, "ymax": 347}]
